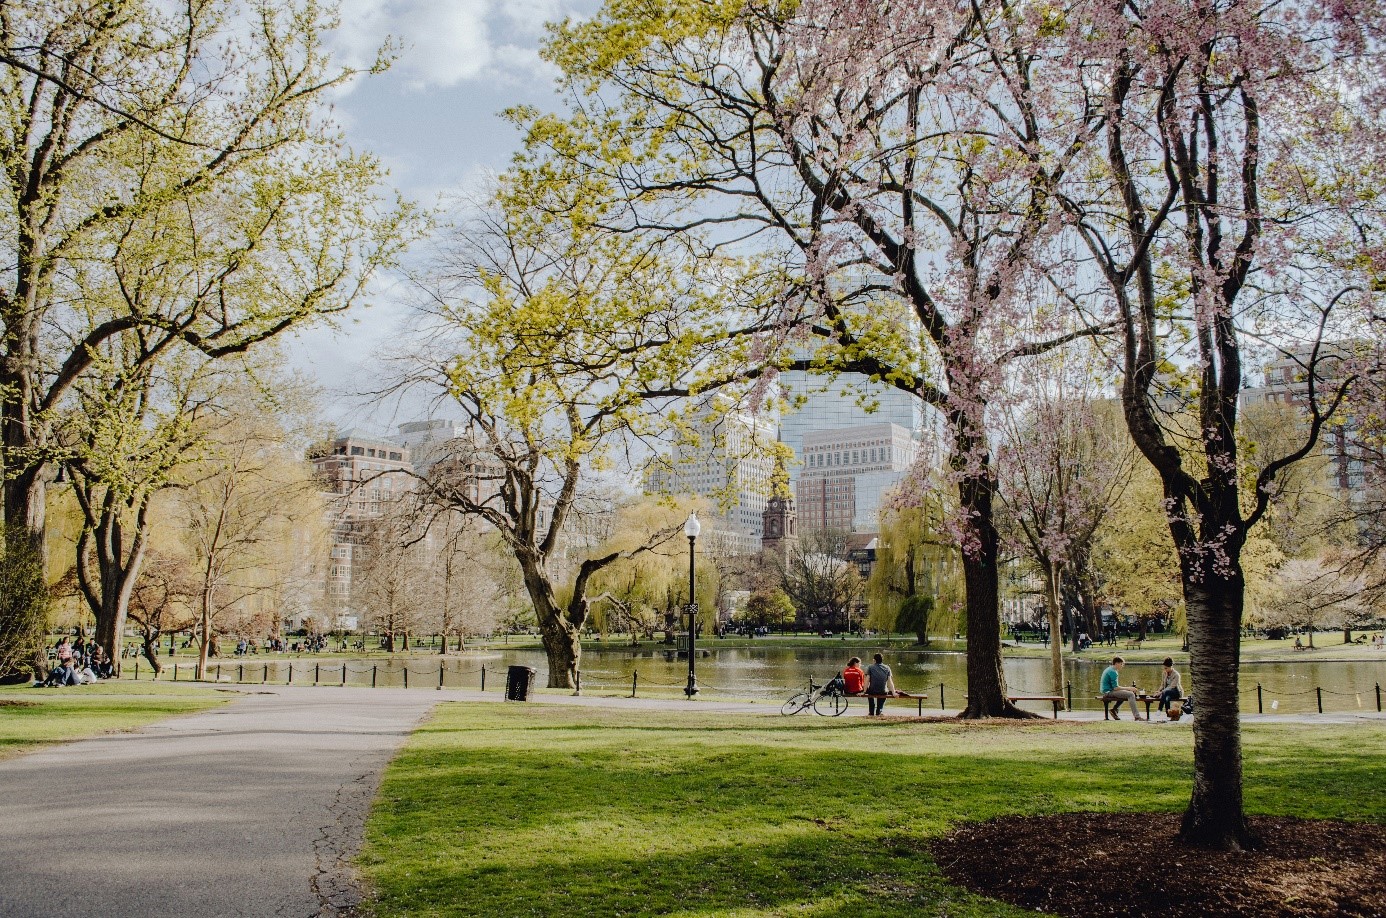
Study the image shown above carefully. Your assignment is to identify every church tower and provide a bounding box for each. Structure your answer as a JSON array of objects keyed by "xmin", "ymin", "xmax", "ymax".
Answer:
[{"xmin": 761, "ymin": 441, "xmax": 797, "ymax": 555}]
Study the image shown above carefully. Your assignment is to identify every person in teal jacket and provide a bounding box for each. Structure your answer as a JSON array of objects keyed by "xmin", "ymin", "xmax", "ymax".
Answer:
[{"xmin": 1100, "ymin": 656, "xmax": 1144, "ymax": 720}]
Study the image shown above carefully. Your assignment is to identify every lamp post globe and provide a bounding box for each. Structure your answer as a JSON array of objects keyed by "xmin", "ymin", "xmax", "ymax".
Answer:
[{"xmin": 684, "ymin": 512, "xmax": 700, "ymax": 697}]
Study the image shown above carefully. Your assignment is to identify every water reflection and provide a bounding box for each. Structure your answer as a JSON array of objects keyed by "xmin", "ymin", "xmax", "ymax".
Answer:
[{"xmin": 191, "ymin": 644, "xmax": 1385, "ymax": 715}]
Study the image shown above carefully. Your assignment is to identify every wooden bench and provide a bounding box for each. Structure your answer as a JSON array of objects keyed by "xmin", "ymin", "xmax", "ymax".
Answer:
[
  {"xmin": 1007, "ymin": 694, "xmax": 1065, "ymax": 718},
  {"xmin": 1100, "ymin": 693, "xmax": 1165, "ymax": 720},
  {"xmin": 857, "ymin": 692, "xmax": 927, "ymax": 715}
]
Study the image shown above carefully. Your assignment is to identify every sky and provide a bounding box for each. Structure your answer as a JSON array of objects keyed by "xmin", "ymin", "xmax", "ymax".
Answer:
[{"xmin": 285, "ymin": 0, "xmax": 599, "ymax": 435}]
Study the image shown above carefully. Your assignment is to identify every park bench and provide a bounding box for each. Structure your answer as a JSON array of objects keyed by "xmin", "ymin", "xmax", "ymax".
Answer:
[{"xmin": 1100, "ymin": 693, "xmax": 1171, "ymax": 720}]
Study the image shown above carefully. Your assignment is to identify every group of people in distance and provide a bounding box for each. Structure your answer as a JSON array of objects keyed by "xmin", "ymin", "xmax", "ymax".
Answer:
[
  {"xmin": 35, "ymin": 635, "xmax": 112, "ymax": 687},
  {"xmin": 1102, "ymin": 655, "xmax": 1183, "ymax": 721},
  {"xmin": 839, "ymin": 653, "xmax": 900, "ymax": 716}
]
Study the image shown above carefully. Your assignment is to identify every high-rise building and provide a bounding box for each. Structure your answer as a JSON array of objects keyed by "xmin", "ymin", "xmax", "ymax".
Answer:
[
  {"xmin": 307, "ymin": 431, "xmax": 415, "ymax": 624},
  {"xmin": 777, "ymin": 371, "xmax": 926, "ymax": 490},
  {"xmin": 795, "ymin": 422, "xmax": 919, "ymax": 533},
  {"xmin": 646, "ymin": 396, "xmax": 777, "ymax": 554},
  {"xmin": 395, "ymin": 418, "xmax": 469, "ymax": 472},
  {"xmin": 1243, "ymin": 344, "xmax": 1367, "ymax": 494}
]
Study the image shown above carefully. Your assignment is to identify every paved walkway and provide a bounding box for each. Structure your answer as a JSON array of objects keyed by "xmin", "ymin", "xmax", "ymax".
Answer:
[
  {"xmin": 0, "ymin": 688, "xmax": 439, "ymax": 918},
  {"xmin": 1, "ymin": 684, "xmax": 1380, "ymax": 918}
]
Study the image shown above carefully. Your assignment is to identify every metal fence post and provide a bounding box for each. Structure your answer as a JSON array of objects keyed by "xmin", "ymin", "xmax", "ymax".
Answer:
[
  {"xmin": 372, "ymin": 664, "xmax": 377, "ymax": 688},
  {"xmin": 174, "ymin": 663, "xmax": 178, "ymax": 681},
  {"xmin": 341, "ymin": 665, "xmax": 347, "ymax": 687},
  {"xmin": 134, "ymin": 658, "xmax": 139, "ymax": 680},
  {"xmin": 438, "ymin": 663, "xmax": 445, "ymax": 691},
  {"xmin": 239, "ymin": 663, "xmax": 244, "ymax": 683},
  {"xmin": 1317, "ymin": 686, "xmax": 1323, "ymax": 714},
  {"xmin": 288, "ymin": 663, "xmax": 293, "ymax": 684},
  {"xmin": 315, "ymin": 663, "xmax": 320, "ymax": 685},
  {"xmin": 632, "ymin": 671, "xmax": 638, "ymax": 698},
  {"xmin": 1377, "ymin": 683, "xmax": 1382, "ymax": 713},
  {"xmin": 576, "ymin": 670, "xmax": 581, "ymax": 695},
  {"xmin": 1257, "ymin": 683, "xmax": 1263, "ymax": 714},
  {"xmin": 939, "ymin": 682, "xmax": 945, "ymax": 711},
  {"xmin": 480, "ymin": 665, "xmax": 485, "ymax": 692},
  {"xmin": 263, "ymin": 663, "xmax": 268, "ymax": 683}
]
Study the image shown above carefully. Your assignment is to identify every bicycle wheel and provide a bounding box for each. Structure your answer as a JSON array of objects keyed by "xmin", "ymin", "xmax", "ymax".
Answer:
[
  {"xmin": 781, "ymin": 692, "xmax": 812, "ymax": 715},
  {"xmin": 814, "ymin": 692, "xmax": 848, "ymax": 717}
]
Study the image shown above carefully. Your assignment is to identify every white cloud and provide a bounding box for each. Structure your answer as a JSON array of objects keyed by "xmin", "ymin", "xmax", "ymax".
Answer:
[{"xmin": 328, "ymin": 0, "xmax": 580, "ymax": 91}]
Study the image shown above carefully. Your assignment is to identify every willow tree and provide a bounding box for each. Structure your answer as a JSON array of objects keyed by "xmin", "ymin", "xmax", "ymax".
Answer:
[{"xmin": 523, "ymin": 0, "xmax": 1110, "ymax": 716}]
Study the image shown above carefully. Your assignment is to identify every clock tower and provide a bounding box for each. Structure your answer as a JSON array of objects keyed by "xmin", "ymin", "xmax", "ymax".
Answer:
[{"xmin": 761, "ymin": 446, "xmax": 796, "ymax": 555}]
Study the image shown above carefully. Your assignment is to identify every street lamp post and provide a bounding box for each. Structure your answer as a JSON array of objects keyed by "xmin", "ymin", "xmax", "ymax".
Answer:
[{"xmin": 684, "ymin": 512, "xmax": 701, "ymax": 697}]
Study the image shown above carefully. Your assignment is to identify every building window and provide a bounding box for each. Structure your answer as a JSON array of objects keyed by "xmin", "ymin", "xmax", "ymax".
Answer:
[{"xmin": 350, "ymin": 446, "xmax": 364, "ymax": 455}]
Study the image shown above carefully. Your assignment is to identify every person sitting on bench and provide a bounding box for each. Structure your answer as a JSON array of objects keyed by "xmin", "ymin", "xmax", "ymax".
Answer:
[
  {"xmin": 842, "ymin": 657, "xmax": 865, "ymax": 695},
  {"xmin": 866, "ymin": 653, "xmax": 897, "ymax": 716},
  {"xmin": 1156, "ymin": 657, "xmax": 1183, "ymax": 716},
  {"xmin": 1101, "ymin": 656, "xmax": 1144, "ymax": 720}
]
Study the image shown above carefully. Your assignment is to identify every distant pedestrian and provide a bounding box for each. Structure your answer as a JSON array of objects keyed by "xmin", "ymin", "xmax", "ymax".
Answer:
[{"xmin": 865, "ymin": 653, "xmax": 896, "ymax": 716}]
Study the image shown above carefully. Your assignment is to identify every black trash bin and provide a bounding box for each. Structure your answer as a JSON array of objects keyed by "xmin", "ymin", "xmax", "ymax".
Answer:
[{"xmin": 505, "ymin": 665, "xmax": 536, "ymax": 701}]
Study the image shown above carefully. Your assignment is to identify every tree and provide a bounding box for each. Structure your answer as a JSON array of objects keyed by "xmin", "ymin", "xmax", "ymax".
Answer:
[
  {"xmin": 352, "ymin": 508, "xmax": 433, "ymax": 653},
  {"xmin": 1055, "ymin": 0, "xmax": 1385, "ymax": 846},
  {"xmin": 866, "ymin": 499, "xmax": 959, "ymax": 645},
  {"xmin": 411, "ymin": 188, "xmax": 768, "ymax": 689},
  {"xmin": 587, "ymin": 499, "xmax": 706, "ymax": 643},
  {"xmin": 176, "ymin": 415, "xmax": 326, "ymax": 678},
  {"xmin": 526, "ymin": 0, "xmax": 1107, "ymax": 717},
  {"xmin": 0, "ymin": 523, "xmax": 49, "ymax": 680},
  {"xmin": 125, "ymin": 549, "xmax": 198, "ymax": 675},
  {"xmin": 997, "ymin": 357, "xmax": 1134, "ymax": 696},
  {"xmin": 782, "ymin": 528, "xmax": 861, "ymax": 633},
  {"xmin": 1261, "ymin": 558, "xmax": 1371, "ymax": 648},
  {"xmin": 0, "ymin": 0, "xmax": 414, "ymax": 666}
]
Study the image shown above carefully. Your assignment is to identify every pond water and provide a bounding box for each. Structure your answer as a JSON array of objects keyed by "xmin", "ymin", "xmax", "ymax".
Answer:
[{"xmin": 186, "ymin": 644, "xmax": 1386, "ymax": 716}]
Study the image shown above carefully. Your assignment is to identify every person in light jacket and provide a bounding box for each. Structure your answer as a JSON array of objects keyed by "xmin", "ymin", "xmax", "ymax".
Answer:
[{"xmin": 1157, "ymin": 657, "xmax": 1183, "ymax": 715}]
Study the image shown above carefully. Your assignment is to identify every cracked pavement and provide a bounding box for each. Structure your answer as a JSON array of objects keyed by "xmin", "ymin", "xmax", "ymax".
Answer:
[{"xmin": 0, "ymin": 687, "xmax": 436, "ymax": 918}]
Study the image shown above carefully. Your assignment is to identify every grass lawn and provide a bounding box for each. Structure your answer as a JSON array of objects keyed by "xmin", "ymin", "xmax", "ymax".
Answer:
[
  {"xmin": 0, "ymin": 681, "xmax": 229, "ymax": 761},
  {"xmin": 359, "ymin": 705, "xmax": 1386, "ymax": 918}
]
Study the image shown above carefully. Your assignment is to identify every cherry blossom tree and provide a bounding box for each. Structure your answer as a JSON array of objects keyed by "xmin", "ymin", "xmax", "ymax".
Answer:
[
  {"xmin": 996, "ymin": 352, "xmax": 1134, "ymax": 698},
  {"xmin": 1054, "ymin": 0, "xmax": 1386, "ymax": 847},
  {"xmin": 525, "ymin": 0, "xmax": 1110, "ymax": 717}
]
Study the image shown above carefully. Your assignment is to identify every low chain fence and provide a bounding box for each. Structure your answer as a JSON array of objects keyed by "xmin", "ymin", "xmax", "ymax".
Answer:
[{"xmin": 111, "ymin": 656, "xmax": 1385, "ymax": 716}]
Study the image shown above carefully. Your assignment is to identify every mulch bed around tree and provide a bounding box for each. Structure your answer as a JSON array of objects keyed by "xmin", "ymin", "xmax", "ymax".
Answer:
[{"xmin": 932, "ymin": 813, "xmax": 1386, "ymax": 917}]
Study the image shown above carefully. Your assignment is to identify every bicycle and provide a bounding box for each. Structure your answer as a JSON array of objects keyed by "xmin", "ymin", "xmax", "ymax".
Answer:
[{"xmin": 781, "ymin": 676, "xmax": 850, "ymax": 717}]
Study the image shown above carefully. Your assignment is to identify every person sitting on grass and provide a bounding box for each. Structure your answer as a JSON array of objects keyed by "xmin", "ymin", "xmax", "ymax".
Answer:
[
  {"xmin": 1156, "ymin": 657, "xmax": 1183, "ymax": 717},
  {"xmin": 842, "ymin": 657, "xmax": 865, "ymax": 695},
  {"xmin": 1100, "ymin": 656, "xmax": 1144, "ymax": 720}
]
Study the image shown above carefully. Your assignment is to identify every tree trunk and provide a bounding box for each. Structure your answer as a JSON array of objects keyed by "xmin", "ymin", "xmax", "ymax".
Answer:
[
  {"xmin": 1044, "ymin": 564, "xmax": 1065, "ymax": 703},
  {"xmin": 1179, "ymin": 576, "xmax": 1254, "ymax": 849},
  {"xmin": 537, "ymin": 612, "xmax": 580, "ymax": 689},
  {"xmin": 197, "ymin": 591, "xmax": 212, "ymax": 680},
  {"xmin": 955, "ymin": 456, "xmax": 1034, "ymax": 719}
]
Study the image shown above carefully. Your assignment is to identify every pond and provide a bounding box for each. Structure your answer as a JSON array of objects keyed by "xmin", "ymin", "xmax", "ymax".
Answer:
[{"xmin": 184, "ymin": 643, "xmax": 1386, "ymax": 716}]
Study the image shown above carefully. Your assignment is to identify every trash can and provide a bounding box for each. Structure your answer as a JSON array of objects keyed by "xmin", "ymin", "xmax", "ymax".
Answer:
[{"xmin": 505, "ymin": 665, "xmax": 536, "ymax": 701}]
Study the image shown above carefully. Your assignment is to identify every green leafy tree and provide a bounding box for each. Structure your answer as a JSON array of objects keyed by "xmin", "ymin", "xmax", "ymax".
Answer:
[
  {"xmin": 413, "ymin": 187, "xmax": 771, "ymax": 688},
  {"xmin": 866, "ymin": 499, "xmax": 960, "ymax": 644},
  {"xmin": 0, "ymin": 524, "xmax": 49, "ymax": 679}
]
